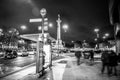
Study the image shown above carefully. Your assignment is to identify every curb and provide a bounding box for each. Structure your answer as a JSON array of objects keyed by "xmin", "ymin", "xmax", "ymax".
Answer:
[{"xmin": 0, "ymin": 62, "xmax": 35, "ymax": 78}]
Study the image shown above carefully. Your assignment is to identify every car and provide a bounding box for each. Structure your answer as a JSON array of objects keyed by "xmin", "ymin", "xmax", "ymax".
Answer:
[
  {"xmin": 0, "ymin": 51, "xmax": 5, "ymax": 58},
  {"xmin": 17, "ymin": 50, "xmax": 29, "ymax": 56},
  {"xmin": 27, "ymin": 50, "xmax": 36, "ymax": 55},
  {"xmin": 4, "ymin": 50, "xmax": 17, "ymax": 59}
]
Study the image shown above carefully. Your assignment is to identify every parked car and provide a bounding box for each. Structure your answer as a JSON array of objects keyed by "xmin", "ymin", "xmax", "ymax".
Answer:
[
  {"xmin": 4, "ymin": 50, "xmax": 18, "ymax": 59},
  {"xmin": 27, "ymin": 50, "xmax": 36, "ymax": 55},
  {"xmin": 0, "ymin": 51, "xmax": 5, "ymax": 58},
  {"xmin": 17, "ymin": 50, "xmax": 29, "ymax": 56}
]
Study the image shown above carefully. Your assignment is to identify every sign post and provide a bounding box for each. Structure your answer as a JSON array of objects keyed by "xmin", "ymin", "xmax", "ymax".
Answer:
[{"xmin": 29, "ymin": 8, "xmax": 47, "ymax": 74}]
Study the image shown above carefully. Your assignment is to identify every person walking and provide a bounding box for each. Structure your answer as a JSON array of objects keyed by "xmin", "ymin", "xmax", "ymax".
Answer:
[
  {"xmin": 75, "ymin": 51, "xmax": 82, "ymax": 65},
  {"xmin": 101, "ymin": 50, "xmax": 110, "ymax": 75},
  {"xmin": 90, "ymin": 50, "xmax": 94, "ymax": 63},
  {"xmin": 109, "ymin": 50, "xmax": 118, "ymax": 76}
]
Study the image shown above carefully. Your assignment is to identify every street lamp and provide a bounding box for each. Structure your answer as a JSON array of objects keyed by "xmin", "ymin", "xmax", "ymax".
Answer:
[
  {"xmin": 94, "ymin": 28, "xmax": 99, "ymax": 38},
  {"xmin": 102, "ymin": 36, "xmax": 106, "ymax": 39},
  {"xmin": 0, "ymin": 28, "xmax": 3, "ymax": 36},
  {"xmin": 0, "ymin": 28, "xmax": 3, "ymax": 33},
  {"xmin": 94, "ymin": 28, "xmax": 99, "ymax": 49},
  {"xmin": 105, "ymin": 33, "xmax": 109, "ymax": 37},
  {"xmin": 94, "ymin": 28, "xmax": 99, "ymax": 33},
  {"xmin": 62, "ymin": 24, "xmax": 69, "ymax": 32},
  {"xmin": 49, "ymin": 23, "xmax": 53, "ymax": 28},
  {"xmin": 20, "ymin": 25, "xmax": 27, "ymax": 30},
  {"xmin": 102, "ymin": 33, "xmax": 109, "ymax": 40},
  {"xmin": 38, "ymin": 26, "xmax": 42, "ymax": 31},
  {"xmin": 94, "ymin": 38, "xmax": 97, "ymax": 41}
]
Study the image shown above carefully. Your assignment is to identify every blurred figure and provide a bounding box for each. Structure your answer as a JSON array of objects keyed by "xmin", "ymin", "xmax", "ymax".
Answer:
[
  {"xmin": 75, "ymin": 51, "xmax": 82, "ymax": 65},
  {"xmin": 90, "ymin": 50, "xmax": 94, "ymax": 62},
  {"xmin": 42, "ymin": 51, "xmax": 46, "ymax": 65},
  {"xmin": 109, "ymin": 50, "xmax": 118, "ymax": 76},
  {"xmin": 101, "ymin": 50, "xmax": 110, "ymax": 75}
]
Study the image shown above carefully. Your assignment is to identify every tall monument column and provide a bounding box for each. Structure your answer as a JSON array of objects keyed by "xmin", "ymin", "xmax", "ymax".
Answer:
[
  {"xmin": 56, "ymin": 14, "xmax": 63, "ymax": 50},
  {"xmin": 57, "ymin": 14, "xmax": 61, "ymax": 41}
]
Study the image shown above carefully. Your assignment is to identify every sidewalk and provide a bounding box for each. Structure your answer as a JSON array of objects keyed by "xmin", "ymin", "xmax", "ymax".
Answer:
[
  {"xmin": 1, "ymin": 55, "xmax": 120, "ymax": 80},
  {"xmin": 18, "ymin": 56, "xmax": 70, "ymax": 80},
  {"xmin": 62, "ymin": 57, "xmax": 120, "ymax": 80}
]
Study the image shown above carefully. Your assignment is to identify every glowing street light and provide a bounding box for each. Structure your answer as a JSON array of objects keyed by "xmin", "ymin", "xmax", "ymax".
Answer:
[
  {"xmin": 20, "ymin": 25, "xmax": 27, "ymax": 30},
  {"xmin": 62, "ymin": 24, "xmax": 69, "ymax": 32},
  {"xmin": 49, "ymin": 23, "xmax": 53, "ymax": 28},
  {"xmin": 0, "ymin": 28, "xmax": 3, "ymax": 32},
  {"xmin": 0, "ymin": 28, "xmax": 3, "ymax": 36},
  {"xmin": 8, "ymin": 30, "xmax": 12, "ymax": 33},
  {"xmin": 38, "ymin": 26, "xmax": 42, "ymax": 31},
  {"xmin": 105, "ymin": 33, "xmax": 109, "ymax": 37},
  {"xmin": 94, "ymin": 38, "xmax": 97, "ymax": 41},
  {"xmin": 71, "ymin": 41, "xmax": 74, "ymax": 43},
  {"xmin": 94, "ymin": 28, "xmax": 99, "ymax": 33},
  {"xmin": 102, "ymin": 36, "xmax": 106, "ymax": 39}
]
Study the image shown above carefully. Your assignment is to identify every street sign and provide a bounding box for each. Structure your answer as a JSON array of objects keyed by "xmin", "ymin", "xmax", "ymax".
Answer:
[
  {"xmin": 29, "ymin": 18, "xmax": 42, "ymax": 23},
  {"xmin": 29, "ymin": 18, "xmax": 48, "ymax": 23}
]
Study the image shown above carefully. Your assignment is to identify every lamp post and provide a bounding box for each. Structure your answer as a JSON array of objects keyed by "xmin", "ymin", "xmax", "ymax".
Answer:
[
  {"xmin": 94, "ymin": 28, "xmax": 99, "ymax": 49},
  {"xmin": 0, "ymin": 28, "xmax": 3, "ymax": 36}
]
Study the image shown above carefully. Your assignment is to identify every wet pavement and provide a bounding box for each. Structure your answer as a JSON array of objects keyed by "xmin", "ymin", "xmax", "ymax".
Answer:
[
  {"xmin": 1, "ymin": 53, "xmax": 120, "ymax": 80},
  {"xmin": 0, "ymin": 53, "xmax": 64, "ymax": 78},
  {"xmin": 0, "ymin": 55, "xmax": 36, "ymax": 78},
  {"xmin": 20, "ymin": 55, "xmax": 120, "ymax": 80}
]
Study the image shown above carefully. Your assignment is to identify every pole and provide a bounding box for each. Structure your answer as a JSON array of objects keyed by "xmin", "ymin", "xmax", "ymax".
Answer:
[
  {"xmin": 36, "ymin": 40, "xmax": 40, "ymax": 73},
  {"xmin": 58, "ymin": 39, "xmax": 59, "ymax": 56},
  {"xmin": 97, "ymin": 33, "xmax": 99, "ymax": 49},
  {"xmin": 41, "ymin": 16, "xmax": 44, "ymax": 75}
]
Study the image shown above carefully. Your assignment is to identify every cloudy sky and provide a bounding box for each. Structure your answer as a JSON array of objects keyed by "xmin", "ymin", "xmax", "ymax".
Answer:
[{"xmin": 0, "ymin": 0, "xmax": 114, "ymax": 42}]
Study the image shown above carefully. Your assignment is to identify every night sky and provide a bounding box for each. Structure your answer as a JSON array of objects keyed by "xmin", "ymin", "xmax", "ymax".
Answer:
[{"xmin": 0, "ymin": 0, "xmax": 114, "ymax": 43}]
